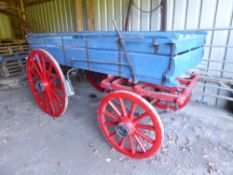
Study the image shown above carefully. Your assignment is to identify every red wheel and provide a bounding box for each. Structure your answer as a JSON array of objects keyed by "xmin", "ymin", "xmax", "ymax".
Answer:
[
  {"xmin": 26, "ymin": 49, "xmax": 68, "ymax": 118},
  {"xmin": 87, "ymin": 71, "xmax": 107, "ymax": 92},
  {"xmin": 98, "ymin": 91, "xmax": 164, "ymax": 159}
]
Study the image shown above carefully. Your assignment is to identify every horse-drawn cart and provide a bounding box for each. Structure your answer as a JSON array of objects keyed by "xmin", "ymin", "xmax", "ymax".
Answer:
[{"xmin": 26, "ymin": 31, "xmax": 206, "ymax": 159}]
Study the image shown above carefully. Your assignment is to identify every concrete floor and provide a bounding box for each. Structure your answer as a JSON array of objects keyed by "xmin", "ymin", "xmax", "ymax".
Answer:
[{"xmin": 0, "ymin": 78, "xmax": 233, "ymax": 175}]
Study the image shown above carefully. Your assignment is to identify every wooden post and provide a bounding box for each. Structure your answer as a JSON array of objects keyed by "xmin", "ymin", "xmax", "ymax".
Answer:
[
  {"xmin": 160, "ymin": 0, "xmax": 167, "ymax": 31},
  {"xmin": 19, "ymin": 0, "xmax": 26, "ymax": 20},
  {"xmin": 74, "ymin": 0, "xmax": 83, "ymax": 31},
  {"xmin": 124, "ymin": 0, "xmax": 133, "ymax": 31},
  {"xmin": 85, "ymin": 0, "xmax": 95, "ymax": 31}
]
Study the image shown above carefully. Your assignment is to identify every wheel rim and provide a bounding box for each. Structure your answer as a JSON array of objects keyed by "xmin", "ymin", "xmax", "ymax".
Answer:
[
  {"xmin": 26, "ymin": 49, "xmax": 68, "ymax": 118},
  {"xmin": 87, "ymin": 71, "xmax": 106, "ymax": 92},
  {"xmin": 98, "ymin": 91, "xmax": 164, "ymax": 159}
]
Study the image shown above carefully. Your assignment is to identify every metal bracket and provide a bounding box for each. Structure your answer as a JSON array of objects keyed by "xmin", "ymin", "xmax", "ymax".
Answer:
[
  {"xmin": 162, "ymin": 43, "xmax": 175, "ymax": 85},
  {"xmin": 65, "ymin": 68, "xmax": 78, "ymax": 96},
  {"xmin": 64, "ymin": 79, "xmax": 74, "ymax": 96},
  {"xmin": 152, "ymin": 37, "xmax": 160, "ymax": 53}
]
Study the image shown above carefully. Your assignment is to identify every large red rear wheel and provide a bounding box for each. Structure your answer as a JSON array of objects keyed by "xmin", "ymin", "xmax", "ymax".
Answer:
[
  {"xmin": 87, "ymin": 71, "xmax": 107, "ymax": 92},
  {"xmin": 98, "ymin": 91, "xmax": 164, "ymax": 159},
  {"xmin": 26, "ymin": 49, "xmax": 68, "ymax": 118}
]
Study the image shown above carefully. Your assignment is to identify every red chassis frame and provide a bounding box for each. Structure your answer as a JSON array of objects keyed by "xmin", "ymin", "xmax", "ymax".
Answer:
[{"xmin": 100, "ymin": 73, "xmax": 200, "ymax": 111}]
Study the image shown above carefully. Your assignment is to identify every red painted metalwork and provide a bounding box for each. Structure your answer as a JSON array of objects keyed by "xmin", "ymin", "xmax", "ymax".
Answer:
[
  {"xmin": 101, "ymin": 73, "xmax": 199, "ymax": 111},
  {"xmin": 27, "ymin": 49, "xmax": 68, "ymax": 118},
  {"xmin": 98, "ymin": 91, "xmax": 164, "ymax": 159},
  {"xmin": 87, "ymin": 71, "xmax": 107, "ymax": 92}
]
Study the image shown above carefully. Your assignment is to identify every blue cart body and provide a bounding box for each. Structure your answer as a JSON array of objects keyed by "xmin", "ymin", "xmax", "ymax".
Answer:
[{"xmin": 27, "ymin": 31, "xmax": 206, "ymax": 86}]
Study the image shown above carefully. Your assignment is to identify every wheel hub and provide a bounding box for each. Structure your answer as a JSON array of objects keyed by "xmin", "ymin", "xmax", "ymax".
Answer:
[
  {"xmin": 116, "ymin": 123, "xmax": 129, "ymax": 137},
  {"xmin": 35, "ymin": 80, "xmax": 46, "ymax": 92},
  {"xmin": 115, "ymin": 119, "xmax": 135, "ymax": 137}
]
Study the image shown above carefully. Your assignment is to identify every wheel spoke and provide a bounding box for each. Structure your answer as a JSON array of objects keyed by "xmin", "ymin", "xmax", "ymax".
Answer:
[
  {"xmin": 30, "ymin": 69, "xmax": 41, "ymax": 79},
  {"xmin": 104, "ymin": 121, "xmax": 118, "ymax": 126},
  {"xmin": 39, "ymin": 92, "xmax": 46, "ymax": 105},
  {"xmin": 136, "ymin": 124, "xmax": 155, "ymax": 131},
  {"xmin": 104, "ymin": 110, "xmax": 119, "ymax": 121},
  {"xmin": 41, "ymin": 55, "xmax": 47, "ymax": 79},
  {"xmin": 47, "ymin": 91, "xmax": 56, "ymax": 114},
  {"xmin": 119, "ymin": 137, "xmax": 126, "ymax": 148},
  {"xmin": 134, "ymin": 135, "xmax": 146, "ymax": 153},
  {"xmin": 49, "ymin": 75, "xmax": 58, "ymax": 83},
  {"xmin": 35, "ymin": 54, "xmax": 44, "ymax": 77},
  {"xmin": 50, "ymin": 83, "xmax": 63, "ymax": 92},
  {"xmin": 128, "ymin": 135, "xmax": 136, "ymax": 154},
  {"xmin": 109, "ymin": 131, "xmax": 116, "ymax": 138},
  {"xmin": 133, "ymin": 112, "xmax": 148, "ymax": 123},
  {"xmin": 48, "ymin": 88, "xmax": 63, "ymax": 104},
  {"xmin": 118, "ymin": 97, "xmax": 127, "ymax": 117},
  {"xmin": 108, "ymin": 101, "xmax": 121, "ymax": 116},
  {"xmin": 135, "ymin": 130, "xmax": 154, "ymax": 145},
  {"xmin": 45, "ymin": 93, "xmax": 50, "ymax": 112},
  {"xmin": 47, "ymin": 63, "xmax": 53, "ymax": 79},
  {"xmin": 128, "ymin": 102, "xmax": 136, "ymax": 119},
  {"xmin": 50, "ymin": 92, "xmax": 62, "ymax": 112},
  {"xmin": 30, "ymin": 60, "xmax": 43, "ymax": 79}
]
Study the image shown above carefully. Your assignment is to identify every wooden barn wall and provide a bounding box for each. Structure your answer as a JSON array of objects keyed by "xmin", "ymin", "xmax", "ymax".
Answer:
[
  {"xmin": 0, "ymin": 14, "xmax": 13, "ymax": 40},
  {"xmin": 25, "ymin": 0, "xmax": 75, "ymax": 32}
]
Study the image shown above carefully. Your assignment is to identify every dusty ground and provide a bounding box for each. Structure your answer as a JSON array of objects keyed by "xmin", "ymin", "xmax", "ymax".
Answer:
[{"xmin": 0, "ymin": 77, "xmax": 233, "ymax": 175}]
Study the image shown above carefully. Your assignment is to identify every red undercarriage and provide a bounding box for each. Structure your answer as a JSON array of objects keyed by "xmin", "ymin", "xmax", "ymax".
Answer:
[{"xmin": 101, "ymin": 73, "xmax": 200, "ymax": 111}]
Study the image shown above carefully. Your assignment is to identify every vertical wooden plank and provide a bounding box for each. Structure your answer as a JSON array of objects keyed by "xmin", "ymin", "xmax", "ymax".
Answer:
[
  {"xmin": 86, "ymin": 0, "xmax": 95, "ymax": 31},
  {"xmin": 74, "ymin": 0, "xmax": 83, "ymax": 31},
  {"xmin": 19, "ymin": 0, "xmax": 26, "ymax": 20}
]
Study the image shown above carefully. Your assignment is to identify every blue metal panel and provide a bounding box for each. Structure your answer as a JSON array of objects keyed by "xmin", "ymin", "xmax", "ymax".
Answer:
[{"xmin": 27, "ymin": 31, "xmax": 207, "ymax": 86}]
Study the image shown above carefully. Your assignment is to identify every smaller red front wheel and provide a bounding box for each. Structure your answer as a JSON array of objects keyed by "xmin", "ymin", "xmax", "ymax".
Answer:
[
  {"xmin": 87, "ymin": 71, "xmax": 107, "ymax": 92},
  {"xmin": 98, "ymin": 91, "xmax": 164, "ymax": 159}
]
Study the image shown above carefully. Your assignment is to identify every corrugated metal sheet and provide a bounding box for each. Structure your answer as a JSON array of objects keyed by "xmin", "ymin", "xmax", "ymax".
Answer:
[
  {"xmin": 94, "ymin": 0, "xmax": 233, "ymax": 107},
  {"xmin": 94, "ymin": 0, "xmax": 162, "ymax": 31},
  {"xmin": 0, "ymin": 14, "xmax": 13, "ymax": 40},
  {"xmin": 25, "ymin": 0, "xmax": 75, "ymax": 32}
]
